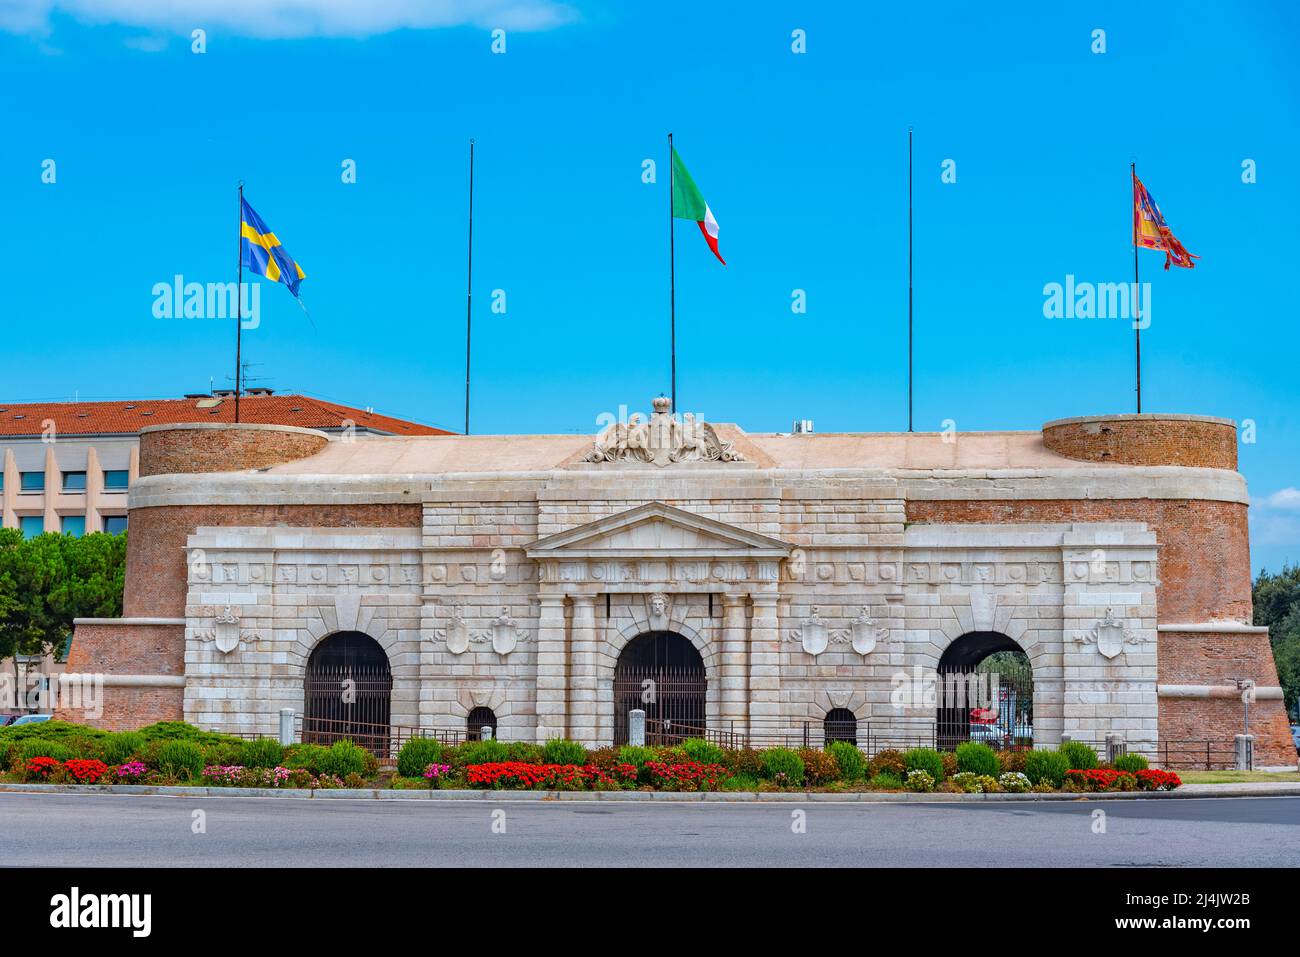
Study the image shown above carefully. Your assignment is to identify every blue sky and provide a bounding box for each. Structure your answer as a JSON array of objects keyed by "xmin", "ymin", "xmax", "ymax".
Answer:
[{"xmin": 1, "ymin": 1, "xmax": 1297, "ymax": 573}]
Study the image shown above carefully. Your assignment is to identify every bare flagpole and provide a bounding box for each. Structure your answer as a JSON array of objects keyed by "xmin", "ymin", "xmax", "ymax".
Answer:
[
  {"xmin": 908, "ymin": 128, "xmax": 913, "ymax": 433},
  {"xmin": 235, "ymin": 181, "xmax": 244, "ymax": 424},
  {"xmin": 465, "ymin": 139, "xmax": 475, "ymax": 435},
  {"xmin": 1131, "ymin": 162, "xmax": 1142, "ymax": 414},
  {"xmin": 669, "ymin": 132, "xmax": 677, "ymax": 413}
]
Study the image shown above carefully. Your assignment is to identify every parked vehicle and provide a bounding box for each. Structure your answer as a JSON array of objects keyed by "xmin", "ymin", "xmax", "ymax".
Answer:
[
  {"xmin": 1291, "ymin": 725, "xmax": 1299, "ymax": 754},
  {"xmin": 5, "ymin": 714, "xmax": 52, "ymax": 727},
  {"xmin": 0, "ymin": 713, "xmax": 22, "ymax": 727}
]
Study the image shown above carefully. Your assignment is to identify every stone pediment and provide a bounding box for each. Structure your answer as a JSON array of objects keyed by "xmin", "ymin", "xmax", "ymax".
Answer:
[{"xmin": 524, "ymin": 502, "xmax": 791, "ymax": 560}]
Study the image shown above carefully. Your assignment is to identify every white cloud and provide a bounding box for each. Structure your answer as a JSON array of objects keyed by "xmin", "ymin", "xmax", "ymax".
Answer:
[
  {"xmin": 1262, "ymin": 487, "xmax": 1300, "ymax": 512},
  {"xmin": 1, "ymin": 0, "xmax": 578, "ymax": 39}
]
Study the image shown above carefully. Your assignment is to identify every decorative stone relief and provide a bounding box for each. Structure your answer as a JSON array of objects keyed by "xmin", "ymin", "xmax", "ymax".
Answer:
[
  {"xmin": 435, "ymin": 605, "xmax": 471, "ymax": 655},
  {"xmin": 831, "ymin": 607, "xmax": 890, "ymax": 657},
  {"xmin": 647, "ymin": 592, "xmax": 672, "ymax": 631},
  {"xmin": 196, "ymin": 606, "xmax": 257, "ymax": 655},
  {"xmin": 787, "ymin": 606, "xmax": 830, "ymax": 656},
  {"xmin": 1074, "ymin": 607, "xmax": 1142, "ymax": 660},
  {"xmin": 471, "ymin": 608, "xmax": 531, "ymax": 656},
  {"xmin": 583, "ymin": 396, "xmax": 744, "ymax": 466}
]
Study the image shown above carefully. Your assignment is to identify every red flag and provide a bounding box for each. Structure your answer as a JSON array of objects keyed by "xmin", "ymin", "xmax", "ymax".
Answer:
[{"xmin": 1133, "ymin": 172, "xmax": 1199, "ymax": 269}]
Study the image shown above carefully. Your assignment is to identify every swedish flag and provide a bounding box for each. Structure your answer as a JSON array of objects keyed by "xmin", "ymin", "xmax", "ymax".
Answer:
[{"xmin": 240, "ymin": 198, "xmax": 306, "ymax": 297}]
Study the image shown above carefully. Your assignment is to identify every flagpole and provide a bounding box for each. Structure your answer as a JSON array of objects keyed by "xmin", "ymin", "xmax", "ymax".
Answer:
[
  {"xmin": 465, "ymin": 139, "xmax": 475, "ymax": 435},
  {"xmin": 235, "ymin": 181, "xmax": 244, "ymax": 424},
  {"xmin": 669, "ymin": 132, "xmax": 676, "ymax": 414},
  {"xmin": 1131, "ymin": 162, "xmax": 1142, "ymax": 414},
  {"xmin": 907, "ymin": 128, "xmax": 913, "ymax": 433}
]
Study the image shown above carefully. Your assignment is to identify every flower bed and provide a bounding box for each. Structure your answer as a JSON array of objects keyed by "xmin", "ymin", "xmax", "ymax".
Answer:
[
  {"xmin": 465, "ymin": 761, "xmax": 639, "ymax": 790},
  {"xmin": 643, "ymin": 761, "xmax": 731, "ymax": 792},
  {"xmin": 202, "ymin": 765, "xmax": 292, "ymax": 788}
]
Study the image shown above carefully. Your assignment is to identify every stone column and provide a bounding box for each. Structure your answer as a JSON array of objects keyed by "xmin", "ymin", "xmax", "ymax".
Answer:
[
  {"xmin": 748, "ymin": 594, "xmax": 781, "ymax": 733},
  {"xmin": 534, "ymin": 594, "xmax": 568, "ymax": 743},
  {"xmin": 567, "ymin": 595, "xmax": 598, "ymax": 746},
  {"xmin": 719, "ymin": 593, "xmax": 749, "ymax": 741}
]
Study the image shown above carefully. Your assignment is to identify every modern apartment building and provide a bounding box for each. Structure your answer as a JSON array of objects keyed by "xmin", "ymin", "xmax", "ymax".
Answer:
[
  {"xmin": 0, "ymin": 390, "xmax": 449, "ymax": 537},
  {"xmin": 0, "ymin": 391, "xmax": 449, "ymax": 709}
]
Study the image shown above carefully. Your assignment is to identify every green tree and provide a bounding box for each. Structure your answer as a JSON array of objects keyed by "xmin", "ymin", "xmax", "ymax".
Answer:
[
  {"xmin": 1253, "ymin": 564, "xmax": 1300, "ymax": 718},
  {"xmin": 0, "ymin": 529, "xmax": 127, "ymax": 709}
]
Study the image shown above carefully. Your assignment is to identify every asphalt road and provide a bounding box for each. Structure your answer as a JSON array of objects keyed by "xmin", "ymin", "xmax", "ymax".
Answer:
[{"xmin": 1, "ymin": 793, "xmax": 1296, "ymax": 867}]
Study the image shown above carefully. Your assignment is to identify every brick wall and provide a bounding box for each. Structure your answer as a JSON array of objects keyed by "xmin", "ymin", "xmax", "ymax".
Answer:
[
  {"xmin": 1042, "ymin": 414, "xmax": 1237, "ymax": 469},
  {"xmin": 54, "ymin": 621, "xmax": 186, "ymax": 729},
  {"xmin": 1159, "ymin": 696, "xmax": 1293, "ymax": 768},
  {"xmin": 138, "ymin": 424, "xmax": 328, "ymax": 476},
  {"xmin": 124, "ymin": 503, "xmax": 422, "ymax": 618},
  {"xmin": 906, "ymin": 498, "xmax": 1251, "ymax": 622}
]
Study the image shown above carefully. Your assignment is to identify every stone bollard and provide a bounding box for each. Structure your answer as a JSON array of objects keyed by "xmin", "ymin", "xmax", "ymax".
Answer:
[
  {"xmin": 1234, "ymin": 734, "xmax": 1254, "ymax": 771},
  {"xmin": 481, "ymin": 725, "xmax": 493, "ymax": 741},
  {"xmin": 629, "ymin": 709, "xmax": 646, "ymax": 747},
  {"xmin": 1105, "ymin": 733, "xmax": 1127, "ymax": 763},
  {"xmin": 279, "ymin": 708, "xmax": 295, "ymax": 746}
]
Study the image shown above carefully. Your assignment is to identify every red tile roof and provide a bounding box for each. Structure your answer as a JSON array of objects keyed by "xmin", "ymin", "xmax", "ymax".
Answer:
[{"xmin": 0, "ymin": 394, "xmax": 452, "ymax": 437}]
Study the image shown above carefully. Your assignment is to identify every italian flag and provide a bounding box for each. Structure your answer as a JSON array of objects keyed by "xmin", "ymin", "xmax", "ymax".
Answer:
[{"xmin": 671, "ymin": 146, "xmax": 725, "ymax": 265}]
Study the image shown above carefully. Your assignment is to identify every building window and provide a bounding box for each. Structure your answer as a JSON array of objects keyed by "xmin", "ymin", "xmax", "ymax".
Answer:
[
  {"xmin": 102, "ymin": 515, "xmax": 128, "ymax": 534},
  {"xmin": 62, "ymin": 471, "xmax": 87, "ymax": 492},
  {"xmin": 467, "ymin": 707, "xmax": 498, "ymax": 741},
  {"xmin": 19, "ymin": 472, "xmax": 44, "ymax": 492},
  {"xmin": 824, "ymin": 707, "xmax": 858, "ymax": 746},
  {"xmin": 19, "ymin": 516, "xmax": 44, "ymax": 538},
  {"xmin": 61, "ymin": 515, "xmax": 86, "ymax": 537},
  {"xmin": 103, "ymin": 470, "xmax": 129, "ymax": 491}
]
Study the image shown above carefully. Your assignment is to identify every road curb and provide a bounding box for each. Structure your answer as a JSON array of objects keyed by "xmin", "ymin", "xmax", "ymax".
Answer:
[{"xmin": 1, "ymin": 781, "xmax": 1297, "ymax": 802}]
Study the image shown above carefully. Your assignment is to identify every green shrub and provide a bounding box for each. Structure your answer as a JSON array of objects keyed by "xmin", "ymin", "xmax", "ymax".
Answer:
[
  {"xmin": 154, "ymin": 740, "xmax": 204, "ymax": 779},
  {"xmin": 905, "ymin": 769, "xmax": 936, "ymax": 792},
  {"xmin": 0, "ymin": 720, "xmax": 110, "ymax": 744},
  {"xmin": 19, "ymin": 739, "xmax": 73, "ymax": 764},
  {"xmin": 542, "ymin": 738, "xmax": 587, "ymax": 765},
  {"xmin": 903, "ymin": 747, "xmax": 946, "ymax": 782},
  {"xmin": 201, "ymin": 742, "xmax": 244, "ymax": 768},
  {"xmin": 1059, "ymin": 740, "xmax": 1099, "ymax": 771},
  {"xmin": 868, "ymin": 748, "xmax": 907, "ymax": 778},
  {"xmin": 950, "ymin": 771, "xmax": 983, "ymax": 793},
  {"xmin": 449, "ymin": 738, "xmax": 509, "ymax": 769},
  {"xmin": 680, "ymin": 738, "xmax": 726, "ymax": 765},
  {"xmin": 827, "ymin": 741, "xmax": 866, "ymax": 781},
  {"xmin": 976, "ymin": 774, "xmax": 1001, "ymax": 793},
  {"xmin": 397, "ymin": 738, "xmax": 445, "ymax": 778},
  {"xmin": 797, "ymin": 747, "xmax": 839, "ymax": 785},
  {"xmin": 1024, "ymin": 749, "xmax": 1070, "ymax": 788},
  {"xmin": 136, "ymin": 721, "xmax": 241, "ymax": 747},
  {"xmin": 1112, "ymin": 752, "xmax": 1149, "ymax": 773},
  {"xmin": 505, "ymin": 742, "xmax": 545, "ymax": 764},
  {"xmin": 759, "ymin": 747, "xmax": 805, "ymax": 786},
  {"xmin": 955, "ymin": 741, "xmax": 1000, "ymax": 776},
  {"xmin": 102, "ymin": 732, "xmax": 146, "ymax": 766},
  {"xmin": 284, "ymin": 744, "xmax": 329, "ymax": 773},
  {"xmin": 315, "ymin": 740, "xmax": 368, "ymax": 778},
  {"xmin": 868, "ymin": 771, "xmax": 903, "ymax": 790},
  {"xmin": 617, "ymin": 745, "xmax": 658, "ymax": 770},
  {"xmin": 239, "ymin": 738, "xmax": 285, "ymax": 769}
]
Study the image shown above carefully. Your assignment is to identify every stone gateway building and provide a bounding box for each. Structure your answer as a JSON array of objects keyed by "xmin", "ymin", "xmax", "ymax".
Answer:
[{"xmin": 59, "ymin": 400, "xmax": 1295, "ymax": 768}]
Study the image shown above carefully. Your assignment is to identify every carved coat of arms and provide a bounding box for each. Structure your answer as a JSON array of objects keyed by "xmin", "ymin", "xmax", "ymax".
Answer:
[
  {"xmin": 436, "ymin": 606, "xmax": 471, "ymax": 655},
  {"xmin": 1075, "ymin": 607, "xmax": 1141, "ymax": 660},
  {"xmin": 197, "ymin": 605, "xmax": 256, "ymax": 655},
  {"xmin": 834, "ymin": 607, "xmax": 888, "ymax": 657},
  {"xmin": 788, "ymin": 607, "xmax": 829, "ymax": 656},
  {"xmin": 584, "ymin": 396, "xmax": 744, "ymax": 467}
]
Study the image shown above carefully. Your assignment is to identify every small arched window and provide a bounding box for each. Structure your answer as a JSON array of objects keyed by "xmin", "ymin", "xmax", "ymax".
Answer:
[
  {"xmin": 824, "ymin": 707, "xmax": 857, "ymax": 746},
  {"xmin": 467, "ymin": 707, "xmax": 498, "ymax": 741}
]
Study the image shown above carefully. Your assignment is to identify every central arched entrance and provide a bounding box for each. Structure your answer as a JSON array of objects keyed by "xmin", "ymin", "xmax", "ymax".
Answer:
[
  {"xmin": 613, "ymin": 631, "xmax": 706, "ymax": 745},
  {"xmin": 936, "ymin": 631, "xmax": 1033, "ymax": 750},
  {"xmin": 304, "ymin": 631, "xmax": 393, "ymax": 754}
]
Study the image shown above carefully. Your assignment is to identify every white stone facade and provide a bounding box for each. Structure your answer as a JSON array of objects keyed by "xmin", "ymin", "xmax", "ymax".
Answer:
[{"xmin": 180, "ymin": 480, "xmax": 1161, "ymax": 754}]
